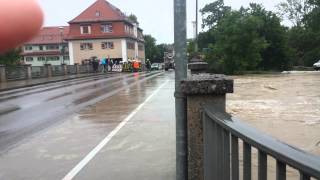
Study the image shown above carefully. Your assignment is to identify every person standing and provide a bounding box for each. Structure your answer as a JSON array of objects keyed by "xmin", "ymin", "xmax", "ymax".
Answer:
[
  {"xmin": 109, "ymin": 59, "xmax": 113, "ymax": 72},
  {"xmin": 101, "ymin": 58, "xmax": 107, "ymax": 73},
  {"xmin": 146, "ymin": 59, "xmax": 151, "ymax": 72}
]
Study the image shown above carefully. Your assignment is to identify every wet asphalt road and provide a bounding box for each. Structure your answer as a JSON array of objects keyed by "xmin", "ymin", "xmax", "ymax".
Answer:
[
  {"xmin": 0, "ymin": 71, "xmax": 164, "ymax": 153},
  {"xmin": 0, "ymin": 71, "xmax": 175, "ymax": 180}
]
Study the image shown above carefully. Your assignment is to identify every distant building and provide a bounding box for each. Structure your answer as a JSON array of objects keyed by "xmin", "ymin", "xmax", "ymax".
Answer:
[
  {"xmin": 67, "ymin": 0, "xmax": 145, "ymax": 65},
  {"xmin": 21, "ymin": 0, "xmax": 145, "ymax": 66},
  {"xmin": 21, "ymin": 26, "xmax": 70, "ymax": 66}
]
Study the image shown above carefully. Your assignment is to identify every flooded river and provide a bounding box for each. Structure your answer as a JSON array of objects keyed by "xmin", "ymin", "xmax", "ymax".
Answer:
[{"xmin": 227, "ymin": 72, "xmax": 320, "ymax": 179}]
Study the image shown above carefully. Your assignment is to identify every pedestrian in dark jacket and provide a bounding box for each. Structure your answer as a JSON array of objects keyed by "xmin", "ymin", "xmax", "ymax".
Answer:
[{"xmin": 109, "ymin": 59, "xmax": 113, "ymax": 72}]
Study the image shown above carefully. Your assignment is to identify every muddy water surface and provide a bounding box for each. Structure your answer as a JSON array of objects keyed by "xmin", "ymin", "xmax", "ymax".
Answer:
[{"xmin": 226, "ymin": 72, "xmax": 320, "ymax": 179}]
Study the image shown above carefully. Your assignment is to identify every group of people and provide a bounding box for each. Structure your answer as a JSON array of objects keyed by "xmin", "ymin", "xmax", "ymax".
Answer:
[
  {"xmin": 100, "ymin": 58, "xmax": 113, "ymax": 73},
  {"xmin": 82, "ymin": 57, "xmax": 150, "ymax": 73},
  {"xmin": 88, "ymin": 57, "xmax": 114, "ymax": 73}
]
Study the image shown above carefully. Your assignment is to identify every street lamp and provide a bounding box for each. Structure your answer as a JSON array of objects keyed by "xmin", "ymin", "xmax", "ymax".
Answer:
[{"xmin": 59, "ymin": 26, "xmax": 65, "ymax": 65}]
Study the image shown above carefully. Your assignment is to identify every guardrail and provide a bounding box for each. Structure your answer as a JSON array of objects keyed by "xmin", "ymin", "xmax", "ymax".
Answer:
[
  {"xmin": 202, "ymin": 105, "xmax": 320, "ymax": 180},
  {"xmin": 181, "ymin": 73, "xmax": 320, "ymax": 180},
  {"xmin": 0, "ymin": 63, "xmax": 148, "ymax": 82},
  {"xmin": 0, "ymin": 64, "xmax": 105, "ymax": 82}
]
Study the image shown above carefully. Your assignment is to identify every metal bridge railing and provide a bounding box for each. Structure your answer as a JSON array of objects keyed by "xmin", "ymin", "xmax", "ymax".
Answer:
[{"xmin": 202, "ymin": 104, "xmax": 320, "ymax": 180}]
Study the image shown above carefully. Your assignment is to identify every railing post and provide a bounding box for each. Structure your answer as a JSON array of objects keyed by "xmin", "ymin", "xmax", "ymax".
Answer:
[
  {"xmin": 86, "ymin": 64, "xmax": 91, "ymax": 73},
  {"xmin": 75, "ymin": 63, "xmax": 80, "ymax": 74},
  {"xmin": 181, "ymin": 74, "xmax": 233, "ymax": 180},
  {"xmin": 0, "ymin": 65, "xmax": 7, "ymax": 82},
  {"xmin": 62, "ymin": 64, "xmax": 67, "ymax": 75},
  {"xmin": 45, "ymin": 64, "xmax": 52, "ymax": 78},
  {"xmin": 25, "ymin": 64, "xmax": 32, "ymax": 80}
]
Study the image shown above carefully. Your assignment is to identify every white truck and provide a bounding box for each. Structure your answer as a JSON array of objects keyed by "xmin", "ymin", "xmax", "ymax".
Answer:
[{"xmin": 164, "ymin": 51, "xmax": 175, "ymax": 71}]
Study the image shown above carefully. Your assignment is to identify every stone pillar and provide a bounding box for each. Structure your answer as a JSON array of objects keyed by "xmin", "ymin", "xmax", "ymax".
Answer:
[
  {"xmin": 181, "ymin": 74, "xmax": 234, "ymax": 180},
  {"xmin": 188, "ymin": 62, "xmax": 208, "ymax": 74},
  {"xmin": 75, "ymin": 63, "xmax": 80, "ymax": 74},
  {"xmin": 62, "ymin": 64, "xmax": 68, "ymax": 75},
  {"xmin": 25, "ymin": 64, "xmax": 32, "ymax": 80},
  {"xmin": 188, "ymin": 55, "xmax": 208, "ymax": 74},
  {"xmin": 0, "ymin": 65, "xmax": 6, "ymax": 82},
  {"xmin": 45, "ymin": 64, "xmax": 52, "ymax": 78}
]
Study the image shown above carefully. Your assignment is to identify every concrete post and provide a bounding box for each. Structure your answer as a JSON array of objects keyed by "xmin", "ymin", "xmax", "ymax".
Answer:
[
  {"xmin": 62, "ymin": 64, "xmax": 67, "ymax": 75},
  {"xmin": 181, "ymin": 74, "xmax": 233, "ymax": 180},
  {"xmin": 45, "ymin": 64, "xmax": 52, "ymax": 78},
  {"xmin": 25, "ymin": 64, "xmax": 32, "ymax": 80},
  {"xmin": 188, "ymin": 56, "xmax": 208, "ymax": 75},
  {"xmin": 188, "ymin": 62, "xmax": 208, "ymax": 74},
  {"xmin": 75, "ymin": 63, "xmax": 80, "ymax": 74},
  {"xmin": 0, "ymin": 65, "xmax": 6, "ymax": 82}
]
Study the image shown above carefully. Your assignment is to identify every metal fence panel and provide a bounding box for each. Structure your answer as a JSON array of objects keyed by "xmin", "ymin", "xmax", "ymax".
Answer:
[
  {"xmin": 6, "ymin": 66, "xmax": 28, "ymax": 80},
  {"xmin": 67, "ymin": 65, "xmax": 77, "ymax": 75},
  {"xmin": 52, "ymin": 66, "xmax": 64, "ymax": 76},
  {"xmin": 32, "ymin": 66, "xmax": 47, "ymax": 78}
]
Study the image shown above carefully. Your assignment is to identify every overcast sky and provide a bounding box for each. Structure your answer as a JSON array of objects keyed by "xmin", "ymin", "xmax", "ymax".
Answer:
[{"xmin": 37, "ymin": 0, "xmax": 283, "ymax": 44}]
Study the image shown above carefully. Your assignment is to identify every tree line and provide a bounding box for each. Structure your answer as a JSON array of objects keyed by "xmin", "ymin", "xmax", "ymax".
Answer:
[{"xmin": 189, "ymin": 0, "xmax": 320, "ymax": 74}]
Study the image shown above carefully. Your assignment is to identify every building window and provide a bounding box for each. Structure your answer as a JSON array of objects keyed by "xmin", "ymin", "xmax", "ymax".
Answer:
[
  {"xmin": 26, "ymin": 57, "xmax": 33, "ymax": 62},
  {"xmin": 80, "ymin": 25, "xmax": 91, "ymax": 34},
  {"xmin": 63, "ymin": 56, "xmax": 70, "ymax": 60},
  {"xmin": 96, "ymin": 11, "xmax": 101, "ymax": 17},
  {"xmin": 138, "ymin": 44, "xmax": 144, "ymax": 51},
  {"xmin": 37, "ymin": 57, "xmax": 45, "ymax": 61},
  {"xmin": 125, "ymin": 25, "xmax": 133, "ymax": 35},
  {"xmin": 46, "ymin": 56, "xmax": 60, "ymax": 61},
  {"xmin": 46, "ymin": 45, "xmax": 59, "ymax": 50},
  {"xmin": 138, "ymin": 31, "xmax": 143, "ymax": 39},
  {"xmin": 80, "ymin": 43, "xmax": 93, "ymax": 50},
  {"xmin": 127, "ymin": 42, "xmax": 135, "ymax": 50},
  {"xmin": 101, "ymin": 24, "xmax": 113, "ymax": 33},
  {"xmin": 25, "ymin": 46, "xmax": 33, "ymax": 51},
  {"xmin": 101, "ymin": 42, "xmax": 114, "ymax": 49}
]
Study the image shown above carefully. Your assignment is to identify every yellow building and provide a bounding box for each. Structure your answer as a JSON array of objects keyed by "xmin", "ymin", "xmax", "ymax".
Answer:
[{"xmin": 66, "ymin": 0, "xmax": 145, "ymax": 64}]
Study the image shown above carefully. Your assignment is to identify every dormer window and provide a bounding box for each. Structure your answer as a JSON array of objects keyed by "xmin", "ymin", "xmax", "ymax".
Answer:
[{"xmin": 80, "ymin": 25, "xmax": 91, "ymax": 34}]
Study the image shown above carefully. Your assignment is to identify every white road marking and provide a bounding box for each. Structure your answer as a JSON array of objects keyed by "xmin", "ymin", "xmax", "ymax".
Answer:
[{"xmin": 62, "ymin": 80, "xmax": 169, "ymax": 180}]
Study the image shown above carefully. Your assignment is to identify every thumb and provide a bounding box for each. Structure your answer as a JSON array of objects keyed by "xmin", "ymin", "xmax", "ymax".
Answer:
[{"xmin": 0, "ymin": 0, "xmax": 43, "ymax": 53}]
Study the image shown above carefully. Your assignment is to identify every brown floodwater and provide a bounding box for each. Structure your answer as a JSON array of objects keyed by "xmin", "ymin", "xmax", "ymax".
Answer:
[{"xmin": 226, "ymin": 72, "xmax": 320, "ymax": 179}]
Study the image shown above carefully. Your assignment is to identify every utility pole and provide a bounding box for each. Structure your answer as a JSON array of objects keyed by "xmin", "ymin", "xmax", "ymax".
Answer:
[
  {"xmin": 195, "ymin": 0, "xmax": 199, "ymax": 53},
  {"xmin": 174, "ymin": 0, "xmax": 188, "ymax": 179}
]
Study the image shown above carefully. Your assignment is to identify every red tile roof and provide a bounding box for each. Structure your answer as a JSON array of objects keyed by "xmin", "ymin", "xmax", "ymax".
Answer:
[
  {"xmin": 25, "ymin": 26, "xmax": 70, "ymax": 45},
  {"xmin": 69, "ymin": 0, "xmax": 129, "ymax": 23}
]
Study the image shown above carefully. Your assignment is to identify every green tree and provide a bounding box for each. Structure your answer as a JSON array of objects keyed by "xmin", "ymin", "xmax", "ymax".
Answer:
[
  {"xmin": 187, "ymin": 39, "xmax": 196, "ymax": 60},
  {"xmin": 0, "ymin": 49, "xmax": 22, "ymax": 66},
  {"xmin": 143, "ymin": 35, "xmax": 159, "ymax": 63},
  {"xmin": 154, "ymin": 44, "xmax": 169, "ymax": 63},
  {"xmin": 249, "ymin": 3, "xmax": 293, "ymax": 70},
  {"xmin": 210, "ymin": 9, "xmax": 268, "ymax": 74},
  {"xmin": 277, "ymin": 0, "xmax": 309, "ymax": 27},
  {"xmin": 128, "ymin": 14, "xmax": 139, "ymax": 24},
  {"xmin": 304, "ymin": 0, "xmax": 320, "ymax": 31},
  {"xmin": 197, "ymin": 30, "xmax": 216, "ymax": 52},
  {"xmin": 280, "ymin": 0, "xmax": 320, "ymax": 66},
  {"xmin": 200, "ymin": 0, "xmax": 231, "ymax": 29}
]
